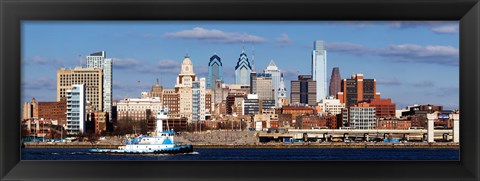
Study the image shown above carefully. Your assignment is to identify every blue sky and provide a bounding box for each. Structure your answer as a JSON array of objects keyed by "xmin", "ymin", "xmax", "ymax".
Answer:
[{"xmin": 21, "ymin": 21, "xmax": 459, "ymax": 110}]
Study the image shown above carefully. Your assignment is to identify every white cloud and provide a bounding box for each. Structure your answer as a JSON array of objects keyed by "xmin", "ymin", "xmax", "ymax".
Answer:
[
  {"xmin": 325, "ymin": 42, "xmax": 459, "ymax": 66},
  {"xmin": 163, "ymin": 27, "xmax": 267, "ymax": 44},
  {"xmin": 431, "ymin": 25, "xmax": 459, "ymax": 34}
]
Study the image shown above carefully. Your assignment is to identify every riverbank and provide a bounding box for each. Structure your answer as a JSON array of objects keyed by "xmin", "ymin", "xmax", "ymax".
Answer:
[{"xmin": 24, "ymin": 142, "xmax": 459, "ymax": 149}]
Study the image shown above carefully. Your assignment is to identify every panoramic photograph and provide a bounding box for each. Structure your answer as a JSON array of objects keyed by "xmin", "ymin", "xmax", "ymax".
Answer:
[{"xmin": 21, "ymin": 21, "xmax": 459, "ymax": 160}]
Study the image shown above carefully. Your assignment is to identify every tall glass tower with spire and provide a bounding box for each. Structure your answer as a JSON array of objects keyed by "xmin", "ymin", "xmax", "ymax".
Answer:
[
  {"xmin": 235, "ymin": 48, "xmax": 252, "ymax": 85},
  {"xmin": 312, "ymin": 40, "xmax": 327, "ymax": 103},
  {"xmin": 207, "ymin": 53, "xmax": 223, "ymax": 89},
  {"xmin": 264, "ymin": 59, "xmax": 281, "ymax": 107}
]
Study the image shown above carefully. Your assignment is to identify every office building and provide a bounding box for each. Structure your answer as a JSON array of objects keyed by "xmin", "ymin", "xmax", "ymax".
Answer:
[
  {"xmin": 235, "ymin": 48, "xmax": 252, "ymax": 85},
  {"xmin": 57, "ymin": 66, "xmax": 103, "ymax": 113},
  {"xmin": 207, "ymin": 54, "xmax": 223, "ymax": 89},
  {"xmin": 243, "ymin": 94, "xmax": 260, "ymax": 115},
  {"xmin": 290, "ymin": 75, "xmax": 317, "ymax": 106},
  {"xmin": 264, "ymin": 60, "xmax": 282, "ymax": 106},
  {"xmin": 337, "ymin": 74, "xmax": 381, "ymax": 107},
  {"xmin": 329, "ymin": 67, "xmax": 341, "ymax": 97},
  {"xmin": 162, "ymin": 88, "xmax": 180, "ymax": 118},
  {"xmin": 344, "ymin": 102, "xmax": 376, "ymax": 129},
  {"xmin": 86, "ymin": 51, "xmax": 112, "ymax": 117},
  {"xmin": 363, "ymin": 98, "xmax": 396, "ymax": 118},
  {"xmin": 250, "ymin": 73, "xmax": 274, "ymax": 101},
  {"xmin": 116, "ymin": 97, "xmax": 163, "ymax": 121},
  {"xmin": 318, "ymin": 96, "xmax": 345, "ymax": 116},
  {"xmin": 312, "ymin": 40, "xmax": 327, "ymax": 102},
  {"xmin": 175, "ymin": 56, "xmax": 197, "ymax": 122},
  {"xmin": 36, "ymin": 99, "xmax": 67, "ymax": 126},
  {"xmin": 66, "ymin": 84, "xmax": 86, "ymax": 135}
]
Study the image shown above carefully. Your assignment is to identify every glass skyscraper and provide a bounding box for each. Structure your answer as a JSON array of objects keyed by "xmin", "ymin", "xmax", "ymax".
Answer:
[
  {"xmin": 264, "ymin": 59, "xmax": 281, "ymax": 107},
  {"xmin": 207, "ymin": 54, "xmax": 223, "ymax": 89},
  {"xmin": 235, "ymin": 48, "xmax": 252, "ymax": 85},
  {"xmin": 86, "ymin": 51, "xmax": 112, "ymax": 117},
  {"xmin": 312, "ymin": 40, "xmax": 327, "ymax": 103}
]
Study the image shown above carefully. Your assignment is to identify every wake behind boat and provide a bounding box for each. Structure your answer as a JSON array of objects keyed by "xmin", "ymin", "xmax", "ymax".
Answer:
[{"xmin": 89, "ymin": 108, "xmax": 193, "ymax": 154}]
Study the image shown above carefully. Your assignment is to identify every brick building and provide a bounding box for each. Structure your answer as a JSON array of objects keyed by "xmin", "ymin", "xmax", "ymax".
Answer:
[{"xmin": 36, "ymin": 99, "xmax": 67, "ymax": 126}]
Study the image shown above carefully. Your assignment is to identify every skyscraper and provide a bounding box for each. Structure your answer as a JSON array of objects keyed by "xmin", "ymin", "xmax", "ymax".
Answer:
[
  {"xmin": 337, "ymin": 74, "xmax": 381, "ymax": 107},
  {"xmin": 175, "ymin": 56, "xmax": 197, "ymax": 122},
  {"xmin": 235, "ymin": 48, "xmax": 252, "ymax": 85},
  {"xmin": 329, "ymin": 67, "xmax": 341, "ymax": 97},
  {"xmin": 250, "ymin": 73, "xmax": 274, "ymax": 101},
  {"xmin": 66, "ymin": 84, "xmax": 86, "ymax": 135},
  {"xmin": 264, "ymin": 59, "xmax": 281, "ymax": 107},
  {"xmin": 291, "ymin": 75, "xmax": 317, "ymax": 106},
  {"xmin": 57, "ymin": 67, "xmax": 103, "ymax": 113},
  {"xmin": 86, "ymin": 51, "xmax": 112, "ymax": 117},
  {"xmin": 207, "ymin": 54, "xmax": 223, "ymax": 89},
  {"xmin": 312, "ymin": 40, "xmax": 327, "ymax": 103}
]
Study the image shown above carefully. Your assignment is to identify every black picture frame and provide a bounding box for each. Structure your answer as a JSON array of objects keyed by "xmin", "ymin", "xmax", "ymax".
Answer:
[{"xmin": 1, "ymin": 0, "xmax": 479, "ymax": 180}]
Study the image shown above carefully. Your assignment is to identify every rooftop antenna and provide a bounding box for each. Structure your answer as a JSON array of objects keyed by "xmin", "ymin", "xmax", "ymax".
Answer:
[{"xmin": 252, "ymin": 46, "xmax": 255, "ymax": 71}]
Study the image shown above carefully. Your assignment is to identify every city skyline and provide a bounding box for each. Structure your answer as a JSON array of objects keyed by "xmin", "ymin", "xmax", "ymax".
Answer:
[{"xmin": 22, "ymin": 21, "xmax": 459, "ymax": 109}]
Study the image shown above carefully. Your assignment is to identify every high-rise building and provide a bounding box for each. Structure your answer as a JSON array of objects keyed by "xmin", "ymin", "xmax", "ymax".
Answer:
[
  {"xmin": 329, "ymin": 67, "xmax": 341, "ymax": 97},
  {"xmin": 66, "ymin": 84, "xmax": 86, "ymax": 135},
  {"xmin": 192, "ymin": 78, "xmax": 206, "ymax": 122},
  {"xmin": 86, "ymin": 51, "xmax": 112, "ymax": 117},
  {"xmin": 312, "ymin": 40, "xmax": 327, "ymax": 102},
  {"xmin": 235, "ymin": 48, "xmax": 252, "ymax": 85},
  {"xmin": 207, "ymin": 54, "xmax": 223, "ymax": 89},
  {"xmin": 175, "ymin": 56, "xmax": 197, "ymax": 122},
  {"xmin": 290, "ymin": 75, "xmax": 317, "ymax": 106},
  {"xmin": 278, "ymin": 75, "xmax": 287, "ymax": 108},
  {"xmin": 264, "ymin": 60, "xmax": 281, "ymax": 106},
  {"xmin": 57, "ymin": 66, "xmax": 103, "ymax": 113},
  {"xmin": 337, "ymin": 74, "xmax": 381, "ymax": 107},
  {"xmin": 250, "ymin": 73, "xmax": 274, "ymax": 101}
]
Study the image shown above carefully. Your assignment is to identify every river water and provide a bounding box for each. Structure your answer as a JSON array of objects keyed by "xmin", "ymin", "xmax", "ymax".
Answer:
[{"xmin": 22, "ymin": 148, "xmax": 459, "ymax": 160}]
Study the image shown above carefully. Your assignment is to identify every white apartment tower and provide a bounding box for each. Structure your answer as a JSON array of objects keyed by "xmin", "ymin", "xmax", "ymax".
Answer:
[
  {"xmin": 312, "ymin": 40, "xmax": 327, "ymax": 102},
  {"xmin": 66, "ymin": 84, "xmax": 86, "ymax": 135},
  {"xmin": 86, "ymin": 51, "xmax": 112, "ymax": 117}
]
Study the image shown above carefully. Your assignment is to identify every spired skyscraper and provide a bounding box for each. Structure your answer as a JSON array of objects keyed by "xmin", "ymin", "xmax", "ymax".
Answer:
[
  {"xmin": 86, "ymin": 51, "xmax": 112, "ymax": 117},
  {"xmin": 329, "ymin": 67, "xmax": 341, "ymax": 97},
  {"xmin": 312, "ymin": 40, "xmax": 327, "ymax": 103},
  {"xmin": 264, "ymin": 59, "xmax": 281, "ymax": 107},
  {"xmin": 235, "ymin": 48, "xmax": 252, "ymax": 85},
  {"xmin": 277, "ymin": 74, "xmax": 287, "ymax": 108},
  {"xmin": 206, "ymin": 53, "xmax": 223, "ymax": 89}
]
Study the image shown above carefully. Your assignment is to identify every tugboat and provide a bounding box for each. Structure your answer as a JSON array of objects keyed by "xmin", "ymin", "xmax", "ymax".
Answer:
[{"xmin": 89, "ymin": 108, "xmax": 193, "ymax": 154}]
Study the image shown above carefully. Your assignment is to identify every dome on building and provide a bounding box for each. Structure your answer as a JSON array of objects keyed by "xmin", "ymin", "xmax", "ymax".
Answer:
[{"xmin": 182, "ymin": 56, "xmax": 192, "ymax": 65}]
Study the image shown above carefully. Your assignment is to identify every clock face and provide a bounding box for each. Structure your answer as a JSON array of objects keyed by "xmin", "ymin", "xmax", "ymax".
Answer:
[{"xmin": 185, "ymin": 66, "xmax": 189, "ymax": 71}]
